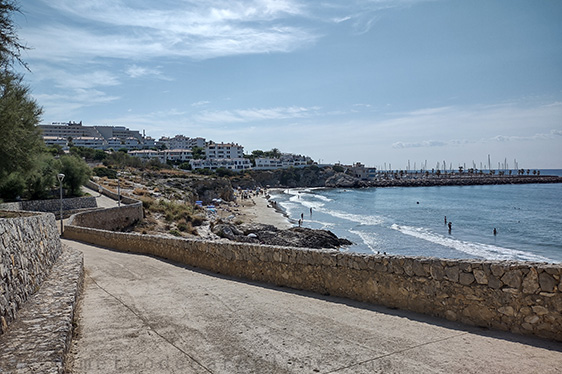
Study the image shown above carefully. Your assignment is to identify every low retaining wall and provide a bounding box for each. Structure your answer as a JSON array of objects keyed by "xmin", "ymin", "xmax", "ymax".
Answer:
[
  {"xmin": 86, "ymin": 179, "xmax": 138, "ymax": 205},
  {"xmin": 0, "ymin": 196, "xmax": 97, "ymax": 216},
  {"xmin": 64, "ymin": 218, "xmax": 562, "ymax": 341},
  {"xmin": 0, "ymin": 211, "xmax": 62, "ymax": 333}
]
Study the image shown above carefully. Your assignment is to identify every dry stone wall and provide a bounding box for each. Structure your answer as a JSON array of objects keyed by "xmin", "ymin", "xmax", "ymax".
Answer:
[
  {"xmin": 0, "ymin": 212, "xmax": 62, "ymax": 333},
  {"xmin": 0, "ymin": 196, "xmax": 97, "ymax": 215},
  {"xmin": 64, "ymin": 215, "xmax": 562, "ymax": 341},
  {"xmin": 68, "ymin": 203, "xmax": 143, "ymax": 231}
]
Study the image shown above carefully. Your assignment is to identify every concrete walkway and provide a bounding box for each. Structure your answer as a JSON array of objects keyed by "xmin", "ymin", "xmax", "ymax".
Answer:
[
  {"xmin": 64, "ymin": 239, "xmax": 562, "ymax": 373},
  {"xmin": 81, "ymin": 185, "xmax": 120, "ymax": 209}
]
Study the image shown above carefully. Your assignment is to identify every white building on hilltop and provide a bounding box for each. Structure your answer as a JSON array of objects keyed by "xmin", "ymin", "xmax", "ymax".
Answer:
[
  {"xmin": 158, "ymin": 135, "xmax": 206, "ymax": 150},
  {"xmin": 190, "ymin": 158, "xmax": 251, "ymax": 171},
  {"xmin": 38, "ymin": 122, "xmax": 154, "ymax": 150},
  {"xmin": 254, "ymin": 154, "xmax": 312, "ymax": 170},
  {"xmin": 72, "ymin": 136, "xmax": 106, "ymax": 149},
  {"xmin": 205, "ymin": 142, "xmax": 244, "ymax": 159}
]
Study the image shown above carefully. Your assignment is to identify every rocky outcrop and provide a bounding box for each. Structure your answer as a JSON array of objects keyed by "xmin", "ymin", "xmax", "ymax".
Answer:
[
  {"xmin": 325, "ymin": 173, "xmax": 361, "ymax": 188},
  {"xmin": 232, "ymin": 166, "xmax": 336, "ymax": 189},
  {"xmin": 164, "ymin": 176, "xmax": 235, "ymax": 204},
  {"xmin": 211, "ymin": 223, "xmax": 352, "ymax": 249}
]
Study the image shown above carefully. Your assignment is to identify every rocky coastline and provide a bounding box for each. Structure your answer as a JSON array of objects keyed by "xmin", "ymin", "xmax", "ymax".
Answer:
[
  {"xmin": 95, "ymin": 167, "xmax": 561, "ymax": 250},
  {"xmin": 237, "ymin": 167, "xmax": 562, "ymax": 189}
]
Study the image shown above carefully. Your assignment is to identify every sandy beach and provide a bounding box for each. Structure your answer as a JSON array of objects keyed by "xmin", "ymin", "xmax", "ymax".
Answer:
[{"xmin": 233, "ymin": 193, "xmax": 293, "ymax": 229}]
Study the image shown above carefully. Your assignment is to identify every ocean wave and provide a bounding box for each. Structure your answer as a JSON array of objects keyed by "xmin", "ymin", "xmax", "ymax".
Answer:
[
  {"xmin": 306, "ymin": 193, "xmax": 332, "ymax": 202},
  {"xmin": 298, "ymin": 199, "xmax": 325, "ymax": 210},
  {"xmin": 390, "ymin": 224, "xmax": 553, "ymax": 262},
  {"xmin": 349, "ymin": 229, "xmax": 379, "ymax": 253},
  {"xmin": 322, "ymin": 209, "xmax": 384, "ymax": 226}
]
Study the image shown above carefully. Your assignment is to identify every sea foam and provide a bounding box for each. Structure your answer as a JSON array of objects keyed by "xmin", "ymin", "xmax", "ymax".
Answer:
[{"xmin": 390, "ymin": 224, "xmax": 553, "ymax": 262}]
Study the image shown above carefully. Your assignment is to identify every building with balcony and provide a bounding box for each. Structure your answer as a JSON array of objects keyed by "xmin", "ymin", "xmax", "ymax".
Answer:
[
  {"xmin": 190, "ymin": 158, "xmax": 251, "ymax": 171},
  {"xmin": 205, "ymin": 142, "xmax": 244, "ymax": 159}
]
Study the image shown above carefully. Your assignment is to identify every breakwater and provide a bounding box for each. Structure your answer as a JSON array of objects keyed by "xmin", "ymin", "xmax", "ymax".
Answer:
[
  {"xmin": 362, "ymin": 175, "xmax": 562, "ymax": 188},
  {"xmin": 64, "ymin": 207, "xmax": 562, "ymax": 341}
]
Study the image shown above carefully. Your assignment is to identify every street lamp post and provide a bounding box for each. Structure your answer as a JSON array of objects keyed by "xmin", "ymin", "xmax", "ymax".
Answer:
[
  {"xmin": 57, "ymin": 173, "xmax": 65, "ymax": 234},
  {"xmin": 117, "ymin": 172, "xmax": 121, "ymax": 207}
]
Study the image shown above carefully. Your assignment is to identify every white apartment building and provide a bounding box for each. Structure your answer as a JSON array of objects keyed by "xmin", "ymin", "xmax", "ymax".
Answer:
[
  {"xmin": 158, "ymin": 135, "xmax": 206, "ymax": 150},
  {"xmin": 129, "ymin": 149, "xmax": 164, "ymax": 162},
  {"xmin": 205, "ymin": 142, "xmax": 244, "ymax": 159},
  {"xmin": 163, "ymin": 149, "xmax": 193, "ymax": 162},
  {"xmin": 39, "ymin": 121, "xmax": 100, "ymax": 139},
  {"xmin": 129, "ymin": 149, "xmax": 193, "ymax": 163},
  {"xmin": 43, "ymin": 136, "xmax": 68, "ymax": 149},
  {"xmin": 190, "ymin": 158, "xmax": 251, "ymax": 171},
  {"xmin": 123, "ymin": 137, "xmax": 141, "ymax": 150},
  {"xmin": 253, "ymin": 154, "xmax": 312, "ymax": 170},
  {"xmin": 106, "ymin": 137, "xmax": 123, "ymax": 149},
  {"xmin": 96, "ymin": 125, "xmax": 143, "ymax": 142},
  {"xmin": 39, "ymin": 122, "xmax": 153, "ymax": 150},
  {"xmin": 143, "ymin": 137, "xmax": 157, "ymax": 148},
  {"xmin": 72, "ymin": 137, "xmax": 106, "ymax": 149}
]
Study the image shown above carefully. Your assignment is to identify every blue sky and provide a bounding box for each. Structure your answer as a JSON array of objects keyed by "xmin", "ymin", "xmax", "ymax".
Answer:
[{"xmin": 16, "ymin": 0, "xmax": 562, "ymax": 168}]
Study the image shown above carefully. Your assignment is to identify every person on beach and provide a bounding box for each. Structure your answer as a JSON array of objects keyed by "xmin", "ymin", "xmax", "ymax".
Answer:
[
  {"xmin": 310, "ymin": 207, "xmax": 313, "ymax": 216},
  {"xmin": 298, "ymin": 219, "xmax": 302, "ymax": 227},
  {"xmin": 301, "ymin": 212, "xmax": 304, "ymax": 220}
]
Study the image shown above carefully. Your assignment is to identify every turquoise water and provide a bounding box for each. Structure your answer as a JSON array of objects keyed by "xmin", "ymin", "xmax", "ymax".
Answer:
[{"xmin": 271, "ymin": 170, "xmax": 562, "ymax": 263}]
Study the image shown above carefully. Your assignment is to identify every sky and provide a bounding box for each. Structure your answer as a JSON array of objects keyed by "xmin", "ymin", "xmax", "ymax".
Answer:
[{"xmin": 14, "ymin": 0, "xmax": 562, "ymax": 169}]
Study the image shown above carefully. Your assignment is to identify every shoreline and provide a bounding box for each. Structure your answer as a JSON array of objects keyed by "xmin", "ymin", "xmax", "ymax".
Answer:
[{"xmin": 228, "ymin": 192, "xmax": 293, "ymax": 229}]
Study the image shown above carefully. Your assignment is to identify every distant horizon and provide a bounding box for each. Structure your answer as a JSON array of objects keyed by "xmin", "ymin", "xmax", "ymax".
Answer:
[{"xmin": 19, "ymin": 1, "xmax": 562, "ymax": 168}]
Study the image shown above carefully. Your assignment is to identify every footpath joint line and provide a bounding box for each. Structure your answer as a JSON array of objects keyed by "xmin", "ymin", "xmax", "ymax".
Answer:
[
  {"xmin": 323, "ymin": 331, "xmax": 470, "ymax": 373},
  {"xmin": 86, "ymin": 274, "xmax": 215, "ymax": 374}
]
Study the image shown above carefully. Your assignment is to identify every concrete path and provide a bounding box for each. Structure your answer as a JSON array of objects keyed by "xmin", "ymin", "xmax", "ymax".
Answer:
[
  {"xmin": 64, "ymin": 239, "xmax": 562, "ymax": 374},
  {"xmin": 81, "ymin": 185, "xmax": 120, "ymax": 209}
]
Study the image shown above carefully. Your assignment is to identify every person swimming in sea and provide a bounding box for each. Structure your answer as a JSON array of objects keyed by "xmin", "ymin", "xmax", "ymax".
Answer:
[
  {"xmin": 448, "ymin": 221, "xmax": 452, "ymax": 233},
  {"xmin": 493, "ymin": 228, "xmax": 497, "ymax": 236}
]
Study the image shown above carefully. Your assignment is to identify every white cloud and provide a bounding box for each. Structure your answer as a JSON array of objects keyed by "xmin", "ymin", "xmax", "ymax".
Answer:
[
  {"xmin": 392, "ymin": 140, "xmax": 448, "ymax": 149},
  {"xmin": 194, "ymin": 106, "xmax": 321, "ymax": 123},
  {"xmin": 24, "ymin": 0, "xmax": 315, "ymax": 62},
  {"xmin": 125, "ymin": 65, "xmax": 169, "ymax": 80},
  {"xmin": 191, "ymin": 101, "xmax": 211, "ymax": 107},
  {"xmin": 34, "ymin": 89, "xmax": 120, "ymax": 119}
]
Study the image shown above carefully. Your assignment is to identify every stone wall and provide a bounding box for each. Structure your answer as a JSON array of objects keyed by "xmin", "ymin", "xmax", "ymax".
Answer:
[
  {"xmin": 64, "ymin": 218, "xmax": 562, "ymax": 341},
  {"xmin": 0, "ymin": 212, "xmax": 62, "ymax": 333},
  {"xmin": 0, "ymin": 196, "xmax": 97, "ymax": 217},
  {"xmin": 86, "ymin": 180, "xmax": 138, "ymax": 205}
]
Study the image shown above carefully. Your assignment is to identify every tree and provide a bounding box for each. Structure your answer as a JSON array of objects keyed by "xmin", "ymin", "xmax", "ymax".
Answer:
[
  {"xmin": 25, "ymin": 153, "xmax": 58, "ymax": 199},
  {"xmin": 0, "ymin": 71, "xmax": 43, "ymax": 179},
  {"xmin": 0, "ymin": 0, "xmax": 28, "ymax": 70},
  {"xmin": 59, "ymin": 155, "xmax": 91, "ymax": 197},
  {"xmin": 191, "ymin": 146, "xmax": 205, "ymax": 160},
  {"xmin": 0, "ymin": 1, "xmax": 47, "ymax": 201}
]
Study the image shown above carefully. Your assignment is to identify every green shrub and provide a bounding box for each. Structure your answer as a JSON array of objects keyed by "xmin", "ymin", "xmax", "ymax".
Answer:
[
  {"xmin": 0, "ymin": 172, "xmax": 25, "ymax": 201},
  {"xmin": 59, "ymin": 155, "xmax": 91, "ymax": 197},
  {"xmin": 93, "ymin": 166, "xmax": 117, "ymax": 179}
]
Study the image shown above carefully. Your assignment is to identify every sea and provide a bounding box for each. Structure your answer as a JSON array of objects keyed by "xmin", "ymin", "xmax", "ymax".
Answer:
[{"xmin": 269, "ymin": 169, "xmax": 562, "ymax": 263}]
